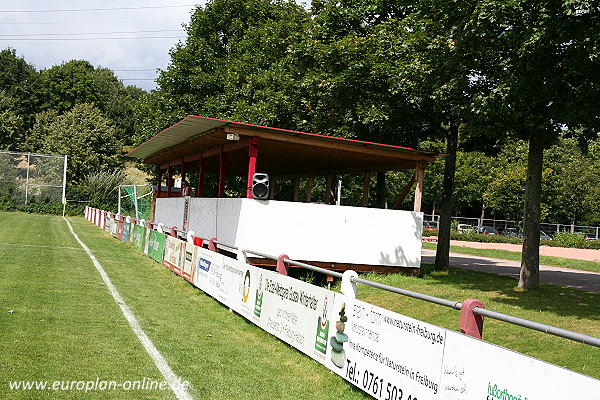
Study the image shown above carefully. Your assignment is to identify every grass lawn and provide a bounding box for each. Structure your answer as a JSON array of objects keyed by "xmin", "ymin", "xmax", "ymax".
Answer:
[
  {"xmin": 1, "ymin": 212, "xmax": 598, "ymax": 400},
  {"xmin": 422, "ymin": 241, "xmax": 600, "ymax": 273},
  {"xmin": 0, "ymin": 212, "xmax": 369, "ymax": 399}
]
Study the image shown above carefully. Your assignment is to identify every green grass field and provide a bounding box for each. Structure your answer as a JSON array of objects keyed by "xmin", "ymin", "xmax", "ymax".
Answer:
[{"xmin": 1, "ymin": 212, "xmax": 599, "ymax": 400}]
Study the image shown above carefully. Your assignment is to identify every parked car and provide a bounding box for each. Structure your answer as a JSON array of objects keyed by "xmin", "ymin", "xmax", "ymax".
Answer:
[
  {"xmin": 475, "ymin": 226, "xmax": 498, "ymax": 235},
  {"xmin": 500, "ymin": 227, "xmax": 519, "ymax": 237},
  {"xmin": 540, "ymin": 231, "xmax": 552, "ymax": 240},
  {"xmin": 423, "ymin": 221, "xmax": 439, "ymax": 230},
  {"xmin": 457, "ymin": 224, "xmax": 474, "ymax": 234},
  {"xmin": 584, "ymin": 233, "xmax": 599, "ymax": 241}
]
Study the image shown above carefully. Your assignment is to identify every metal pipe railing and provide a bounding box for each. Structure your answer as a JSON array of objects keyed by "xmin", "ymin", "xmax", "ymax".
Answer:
[
  {"xmin": 472, "ymin": 307, "xmax": 600, "ymax": 347},
  {"xmin": 92, "ymin": 210, "xmax": 600, "ymax": 349}
]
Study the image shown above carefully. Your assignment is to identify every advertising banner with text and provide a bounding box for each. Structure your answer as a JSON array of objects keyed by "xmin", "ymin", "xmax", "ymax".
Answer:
[
  {"xmin": 181, "ymin": 242, "xmax": 196, "ymax": 283},
  {"xmin": 147, "ymin": 230, "xmax": 166, "ymax": 263},
  {"xmin": 325, "ymin": 294, "xmax": 446, "ymax": 400},
  {"xmin": 193, "ymin": 247, "xmax": 232, "ymax": 305},
  {"xmin": 163, "ymin": 235, "xmax": 184, "ymax": 275},
  {"xmin": 439, "ymin": 328, "xmax": 600, "ymax": 400},
  {"xmin": 244, "ymin": 266, "xmax": 336, "ymax": 365}
]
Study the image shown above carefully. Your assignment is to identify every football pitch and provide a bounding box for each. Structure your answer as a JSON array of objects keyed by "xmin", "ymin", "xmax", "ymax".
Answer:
[{"xmin": 0, "ymin": 212, "xmax": 369, "ymax": 399}]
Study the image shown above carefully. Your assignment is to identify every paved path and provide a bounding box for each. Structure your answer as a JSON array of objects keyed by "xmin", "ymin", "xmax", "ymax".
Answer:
[{"xmin": 421, "ymin": 249, "xmax": 600, "ymax": 293}]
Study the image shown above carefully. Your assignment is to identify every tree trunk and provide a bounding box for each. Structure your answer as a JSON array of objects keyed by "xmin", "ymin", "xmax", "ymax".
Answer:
[
  {"xmin": 519, "ymin": 130, "xmax": 544, "ymax": 288},
  {"xmin": 375, "ymin": 171, "xmax": 387, "ymax": 209},
  {"xmin": 434, "ymin": 120, "xmax": 459, "ymax": 271}
]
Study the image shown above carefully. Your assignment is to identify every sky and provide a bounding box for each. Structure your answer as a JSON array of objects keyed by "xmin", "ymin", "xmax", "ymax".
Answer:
[{"xmin": 0, "ymin": 1, "xmax": 200, "ymax": 91}]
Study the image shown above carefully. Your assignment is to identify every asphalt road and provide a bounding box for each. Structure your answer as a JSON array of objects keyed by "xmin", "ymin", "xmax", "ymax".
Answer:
[{"xmin": 421, "ymin": 249, "xmax": 600, "ymax": 294}]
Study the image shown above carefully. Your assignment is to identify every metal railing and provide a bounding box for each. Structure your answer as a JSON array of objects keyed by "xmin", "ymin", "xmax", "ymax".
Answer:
[{"xmin": 89, "ymin": 208, "xmax": 600, "ymax": 349}]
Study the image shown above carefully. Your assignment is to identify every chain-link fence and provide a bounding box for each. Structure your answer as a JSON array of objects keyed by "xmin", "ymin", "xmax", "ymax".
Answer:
[{"xmin": 0, "ymin": 151, "xmax": 67, "ymax": 204}]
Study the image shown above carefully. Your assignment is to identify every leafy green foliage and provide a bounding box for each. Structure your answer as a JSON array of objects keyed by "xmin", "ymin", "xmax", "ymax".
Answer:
[{"xmin": 27, "ymin": 103, "xmax": 122, "ymax": 184}]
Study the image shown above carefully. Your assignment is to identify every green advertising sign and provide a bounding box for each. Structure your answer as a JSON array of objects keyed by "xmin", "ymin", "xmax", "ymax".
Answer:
[{"xmin": 147, "ymin": 230, "xmax": 166, "ymax": 263}]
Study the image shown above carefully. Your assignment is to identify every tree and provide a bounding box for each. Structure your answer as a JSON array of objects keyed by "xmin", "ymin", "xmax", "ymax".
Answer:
[
  {"xmin": 28, "ymin": 103, "xmax": 122, "ymax": 184},
  {"xmin": 135, "ymin": 0, "xmax": 309, "ymax": 144},
  {"xmin": 0, "ymin": 92, "xmax": 24, "ymax": 150},
  {"xmin": 0, "ymin": 48, "xmax": 38, "ymax": 148},
  {"xmin": 468, "ymin": 0, "xmax": 599, "ymax": 287},
  {"xmin": 35, "ymin": 60, "xmax": 142, "ymax": 144}
]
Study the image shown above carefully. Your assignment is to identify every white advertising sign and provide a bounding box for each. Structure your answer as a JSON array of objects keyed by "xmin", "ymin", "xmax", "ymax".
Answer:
[
  {"xmin": 193, "ymin": 247, "xmax": 233, "ymax": 305},
  {"xmin": 163, "ymin": 235, "xmax": 184, "ymax": 275},
  {"xmin": 440, "ymin": 329, "xmax": 600, "ymax": 400},
  {"xmin": 181, "ymin": 242, "xmax": 196, "ymax": 283},
  {"xmin": 326, "ymin": 294, "xmax": 446, "ymax": 400},
  {"xmin": 247, "ymin": 269, "xmax": 336, "ymax": 364}
]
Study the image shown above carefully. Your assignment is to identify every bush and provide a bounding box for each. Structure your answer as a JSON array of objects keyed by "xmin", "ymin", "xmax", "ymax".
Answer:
[{"xmin": 0, "ymin": 198, "xmax": 82, "ymax": 216}]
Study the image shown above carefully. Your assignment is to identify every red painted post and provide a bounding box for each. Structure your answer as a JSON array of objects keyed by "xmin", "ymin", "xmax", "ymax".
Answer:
[
  {"xmin": 459, "ymin": 298, "xmax": 485, "ymax": 339},
  {"xmin": 277, "ymin": 254, "xmax": 290, "ymax": 276},
  {"xmin": 246, "ymin": 136, "xmax": 259, "ymax": 199},
  {"xmin": 208, "ymin": 237, "xmax": 218, "ymax": 252}
]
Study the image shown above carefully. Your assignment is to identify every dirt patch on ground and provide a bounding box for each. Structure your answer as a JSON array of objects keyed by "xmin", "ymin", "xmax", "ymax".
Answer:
[{"xmin": 449, "ymin": 240, "xmax": 600, "ymax": 263}]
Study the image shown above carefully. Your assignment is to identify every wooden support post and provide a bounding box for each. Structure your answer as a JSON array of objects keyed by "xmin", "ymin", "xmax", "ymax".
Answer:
[
  {"xmin": 269, "ymin": 179, "xmax": 276, "ymax": 200},
  {"xmin": 246, "ymin": 137, "xmax": 259, "ymax": 199},
  {"xmin": 362, "ymin": 171, "xmax": 370, "ymax": 207},
  {"xmin": 414, "ymin": 161, "xmax": 425, "ymax": 212},
  {"xmin": 197, "ymin": 156, "xmax": 206, "ymax": 198},
  {"xmin": 181, "ymin": 159, "xmax": 187, "ymax": 183},
  {"xmin": 325, "ymin": 173, "xmax": 333, "ymax": 204},
  {"xmin": 306, "ymin": 177, "xmax": 313, "ymax": 203},
  {"xmin": 157, "ymin": 167, "xmax": 163, "ymax": 198},
  {"xmin": 218, "ymin": 147, "xmax": 227, "ymax": 198},
  {"xmin": 167, "ymin": 165, "xmax": 173, "ymax": 198},
  {"xmin": 293, "ymin": 178, "xmax": 300, "ymax": 202}
]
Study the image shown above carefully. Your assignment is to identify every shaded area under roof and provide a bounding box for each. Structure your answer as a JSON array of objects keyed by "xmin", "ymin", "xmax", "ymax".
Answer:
[{"xmin": 126, "ymin": 115, "xmax": 437, "ymax": 177}]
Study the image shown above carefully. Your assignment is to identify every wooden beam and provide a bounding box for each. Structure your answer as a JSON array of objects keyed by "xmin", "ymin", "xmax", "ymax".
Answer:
[
  {"xmin": 362, "ymin": 171, "xmax": 370, "ymax": 207},
  {"xmin": 157, "ymin": 167, "xmax": 163, "ymax": 199},
  {"xmin": 413, "ymin": 161, "xmax": 426, "ymax": 212},
  {"xmin": 218, "ymin": 147, "xmax": 227, "ymax": 198},
  {"xmin": 269, "ymin": 178, "xmax": 276, "ymax": 199},
  {"xmin": 223, "ymin": 125, "xmax": 437, "ymax": 162},
  {"xmin": 325, "ymin": 173, "xmax": 333, "ymax": 204},
  {"xmin": 167, "ymin": 166, "xmax": 173, "ymax": 198},
  {"xmin": 392, "ymin": 174, "xmax": 416, "ymax": 210},
  {"xmin": 293, "ymin": 178, "xmax": 300, "ymax": 201},
  {"xmin": 197, "ymin": 156, "xmax": 206, "ymax": 198},
  {"xmin": 306, "ymin": 177, "xmax": 313, "ymax": 203}
]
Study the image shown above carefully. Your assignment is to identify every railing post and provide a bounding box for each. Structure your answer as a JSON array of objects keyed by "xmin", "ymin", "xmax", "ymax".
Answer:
[
  {"xmin": 459, "ymin": 298, "xmax": 485, "ymax": 339},
  {"xmin": 208, "ymin": 237, "xmax": 218, "ymax": 252},
  {"xmin": 186, "ymin": 230, "xmax": 195, "ymax": 244},
  {"xmin": 341, "ymin": 270, "xmax": 358, "ymax": 298},
  {"xmin": 276, "ymin": 254, "xmax": 289, "ymax": 276}
]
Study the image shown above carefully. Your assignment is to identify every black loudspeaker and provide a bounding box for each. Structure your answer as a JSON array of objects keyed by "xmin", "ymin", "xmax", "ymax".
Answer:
[{"xmin": 252, "ymin": 173, "xmax": 269, "ymax": 200}]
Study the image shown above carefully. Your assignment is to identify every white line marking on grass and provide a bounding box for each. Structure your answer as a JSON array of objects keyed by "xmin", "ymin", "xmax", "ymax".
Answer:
[{"xmin": 64, "ymin": 217, "xmax": 193, "ymax": 400}]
